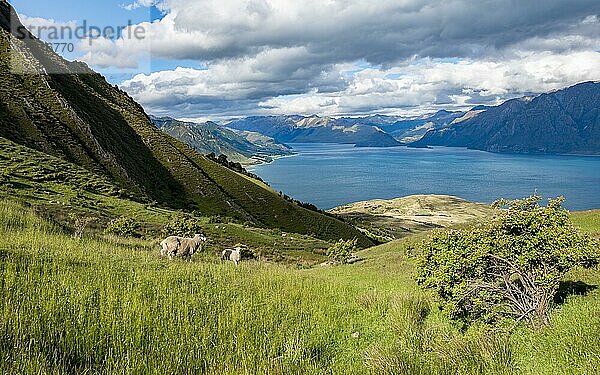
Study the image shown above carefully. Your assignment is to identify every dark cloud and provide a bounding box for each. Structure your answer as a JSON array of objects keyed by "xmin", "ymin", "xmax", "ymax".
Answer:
[{"xmin": 150, "ymin": 0, "xmax": 600, "ymax": 63}]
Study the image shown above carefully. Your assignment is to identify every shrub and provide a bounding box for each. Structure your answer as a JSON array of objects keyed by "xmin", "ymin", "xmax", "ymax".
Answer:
[
  {"xmin": 68, "ymin": 213, "xmax": 96, "ymax": 239},
  {"xmin": 162, "ymin": 214, "xmax": 203, "ymax": 238},
  {"xmin": 105, "ymin": 216, "xmax": 140, "ymax": 237},
  {"xmin": 416, "ymin": 196, "xmax": 599, "ymax": 327},
  {"xmin": 327, "ymin": 238, "xmax": 358, "ymax": 263},
  {"xmin": 208, "ymin": 215, "xmax": 233, "ymax": 224}
]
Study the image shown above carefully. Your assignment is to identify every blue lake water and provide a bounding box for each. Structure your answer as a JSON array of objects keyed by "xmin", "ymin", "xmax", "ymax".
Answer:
[{"xmin": 249, "ymin": 143, "xmax": 600, "ymax": 211}]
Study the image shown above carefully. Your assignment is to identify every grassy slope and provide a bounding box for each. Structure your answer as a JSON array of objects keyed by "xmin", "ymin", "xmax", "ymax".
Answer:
[
  {"xmin": 0, "ymin": 135, "xmax": 371, "ymax": 247},
  {"xmin": 571, "ymin": 210, "xmax": 600, "ymax": 238},
  {"xmin": 0, "ymin": 138, "xmax": 333, "ymax": 265},
  {"xmin": 0, "ymin": 4, "xmax": 371, "ymax": 246},
  {"xmin": 0, "ymin": 201, "xmax": 598, "ymax": 374},
  {"xmin": 330, "ymin": 195, "xmax": 494, "ymax": 241}
]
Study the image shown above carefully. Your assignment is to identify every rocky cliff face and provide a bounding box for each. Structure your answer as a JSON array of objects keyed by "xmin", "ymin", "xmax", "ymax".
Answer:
[{"xmin": 412, "ymin": 82, "xmax": 600, "ymax": 154}]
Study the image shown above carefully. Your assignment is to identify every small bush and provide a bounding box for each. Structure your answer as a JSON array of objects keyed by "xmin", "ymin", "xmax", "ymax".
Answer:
[
  {"xmin": 68, "ymin": 213, "xmax": 96, "ymax": 239},
  {"xmin": 105, "ymin": 216, "xmax": 140, "ymax": 237},
  {"xmin": 327, "ymin": 238, "xmax": 358, "ymax": 263},
  {"xmin": 162, "ymin": 214, "xmax": 204, "ymax": 238},
  {"xmin": 208, "ymin": 215, "xmax": 233, "ymax": 224}
]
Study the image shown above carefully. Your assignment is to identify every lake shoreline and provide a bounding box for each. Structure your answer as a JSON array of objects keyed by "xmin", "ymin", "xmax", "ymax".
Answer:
[{"xmin": 246, "ymin": 152, "xmax": 299, "ymax": 170}]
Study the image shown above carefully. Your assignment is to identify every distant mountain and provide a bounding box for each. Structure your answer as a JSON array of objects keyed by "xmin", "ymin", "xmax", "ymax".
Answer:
[
  {"xmin": 0, "ymin": 1, "xmax": 372, "ymax": 246},
  {"xmin": 411, "ymin": 82, "xmax": 600, "ymax": 154},
  {"xmin": 334, "ymin": 115, "xmax": 403, "ymax": 128},
  {"xmin": 377, "ymin": 110, "xmax": 465, "ymax": 142},
  {"xmin": 150, "ymin": 116, "xmax": 293, "ymax": 164},
  {"xmin": 226, "ymin": 115, "xmax": 402, "ymax": 147}
]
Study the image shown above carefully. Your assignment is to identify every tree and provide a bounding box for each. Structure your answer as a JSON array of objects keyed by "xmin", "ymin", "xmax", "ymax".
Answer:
[{"xmin": 416, "ymin": 196, "xmax": 599, "ymax": 327}]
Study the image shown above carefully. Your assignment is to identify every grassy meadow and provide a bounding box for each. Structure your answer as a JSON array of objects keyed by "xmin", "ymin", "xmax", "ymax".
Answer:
[{"xmin": 1, "ymin": 199, "xmax": 599, "ymax": 374}]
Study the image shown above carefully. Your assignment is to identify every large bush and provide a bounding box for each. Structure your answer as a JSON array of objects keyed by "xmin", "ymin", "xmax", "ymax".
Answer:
[{"xmin": 416, "ymin": 196, "xmax": 599, "ymax": 327}]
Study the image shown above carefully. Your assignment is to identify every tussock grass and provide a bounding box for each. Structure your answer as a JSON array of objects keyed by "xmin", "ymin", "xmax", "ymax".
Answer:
[{"xmin": 0, "ymin": 200, "xmax": 599, "ymax": 374}]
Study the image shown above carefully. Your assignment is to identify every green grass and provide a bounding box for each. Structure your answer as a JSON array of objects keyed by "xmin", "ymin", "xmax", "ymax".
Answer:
[
  {"xmin": 571, "ymin": 210, "xmax": 600, "ymax": 238},
  {"xmin": 0, "ymin": 139, "xmax": 333, "ymax": 265},
  {"xmin": 0, "ymin": 132, "xmax": 370, "ymax": 247},
  {"xmin": 1, "ymin": 200, "xmax": 599, "ymax": 374}
]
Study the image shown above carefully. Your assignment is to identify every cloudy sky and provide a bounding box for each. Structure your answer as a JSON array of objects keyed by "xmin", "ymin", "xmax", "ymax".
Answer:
[{"xmin": 14, "ymin": 0, "xmax": 600, "ymax": 121}]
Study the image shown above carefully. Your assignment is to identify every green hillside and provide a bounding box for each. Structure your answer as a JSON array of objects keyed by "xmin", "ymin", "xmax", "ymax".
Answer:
[
  {"xmin": 0, "ymin": 200, "xmax": 598, "ymax": 374},
  {"xmin": 0, "ymin": 1, "xmax": 371, "ymax": 246},
  {"xmin": 151, "ymin": 116, "xmax": 293, "ymax": 165},
  {"xmin": 0, "ymin": 137, "xmax": 337, "ymax": 264}
]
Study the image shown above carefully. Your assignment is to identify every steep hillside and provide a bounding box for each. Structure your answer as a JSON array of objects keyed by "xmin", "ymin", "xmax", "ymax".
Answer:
[
  {"xmin": 227, "ymin": 115, "xmax": 402, "ymax": 147},
  {"xmin": 0, "ymin": 138, "xmax": 335, "ymax": 264},
  {"xmin": 151, "ymin": 116, "xmax": 293, "ymax": 164},
  {"xmin": 412, "ymin": 82, "xmax": 600, "ymax": 154},
  {"xmin": 0, "ymin": 1, "xmax": 371, "ymax": 246}
]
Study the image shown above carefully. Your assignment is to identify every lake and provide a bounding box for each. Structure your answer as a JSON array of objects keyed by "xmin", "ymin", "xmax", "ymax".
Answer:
[{"xmin": 249, "ymin": 143, "xmax": 600, "ymax": 211}]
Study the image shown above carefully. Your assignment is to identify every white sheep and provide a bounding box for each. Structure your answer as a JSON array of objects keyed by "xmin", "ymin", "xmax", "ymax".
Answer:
[
  {"xmin": 160, "ymin": 234, "xmax": 207, "ymax": 261},
  {"xmin": 221, "ymin": 247, "xmax": 242, "ymax": 266},
  {"xmin": 160, "ymin": 236, "xmax": 179, "ymax": 257}
]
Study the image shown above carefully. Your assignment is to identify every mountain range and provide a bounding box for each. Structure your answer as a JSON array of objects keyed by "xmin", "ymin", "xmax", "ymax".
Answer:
[
  {"xmin": 411, "ymin": 82, "xmax": 600, "ymax": 154},
  {"xmin": 0, "ymin": 1, "xmax": 371, "ymax": 246},
  {"xmin": 382, "ymin": 111, "xmax": 465, "ymax": 142},
  {"xmin": 150, "ymin": 116, "xmax": 293, "ymax": 165},
  {"xmin": 221, "ymin": 83, "xmax": 600, "ymax": 155},
  {"xmin": 226, "ymin": 115, "xmax": 402, "ymax": 147}
]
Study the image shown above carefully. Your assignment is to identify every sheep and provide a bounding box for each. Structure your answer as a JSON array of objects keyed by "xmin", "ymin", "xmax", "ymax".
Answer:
[
  {"xmin": 221, "ymin": 247, "xmax": 242, "ymax": 266},
  {"xmin": 160, "ymin": 236, "xmax": 180, "ymax": 257},
  {"xmin": 160, "ymin": 234, "xmax": 207, "ymax": 261}
]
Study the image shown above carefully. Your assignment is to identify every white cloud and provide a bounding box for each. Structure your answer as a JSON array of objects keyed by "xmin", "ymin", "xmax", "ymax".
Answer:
[
  {"xmin": 92, "ymin": 0, "xmax": 600, "ymax": 67},
  {"xmin": 18, "ymin": 14, "xmax": 78, "ymax": 40},
  {"xmin": 19, "ymin": 15, "xmax": 78, "ymax": 30},
  {"xmin": 78, "ymin": 37, "xmax": 144, "ymax": 69},
  {"xmin": 121, "ymin": 50, "xmax": 600, "ymax": 118},
  {"xmin": 120, "ymin": 0, "xmax": 157, "ymax": 11}
]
